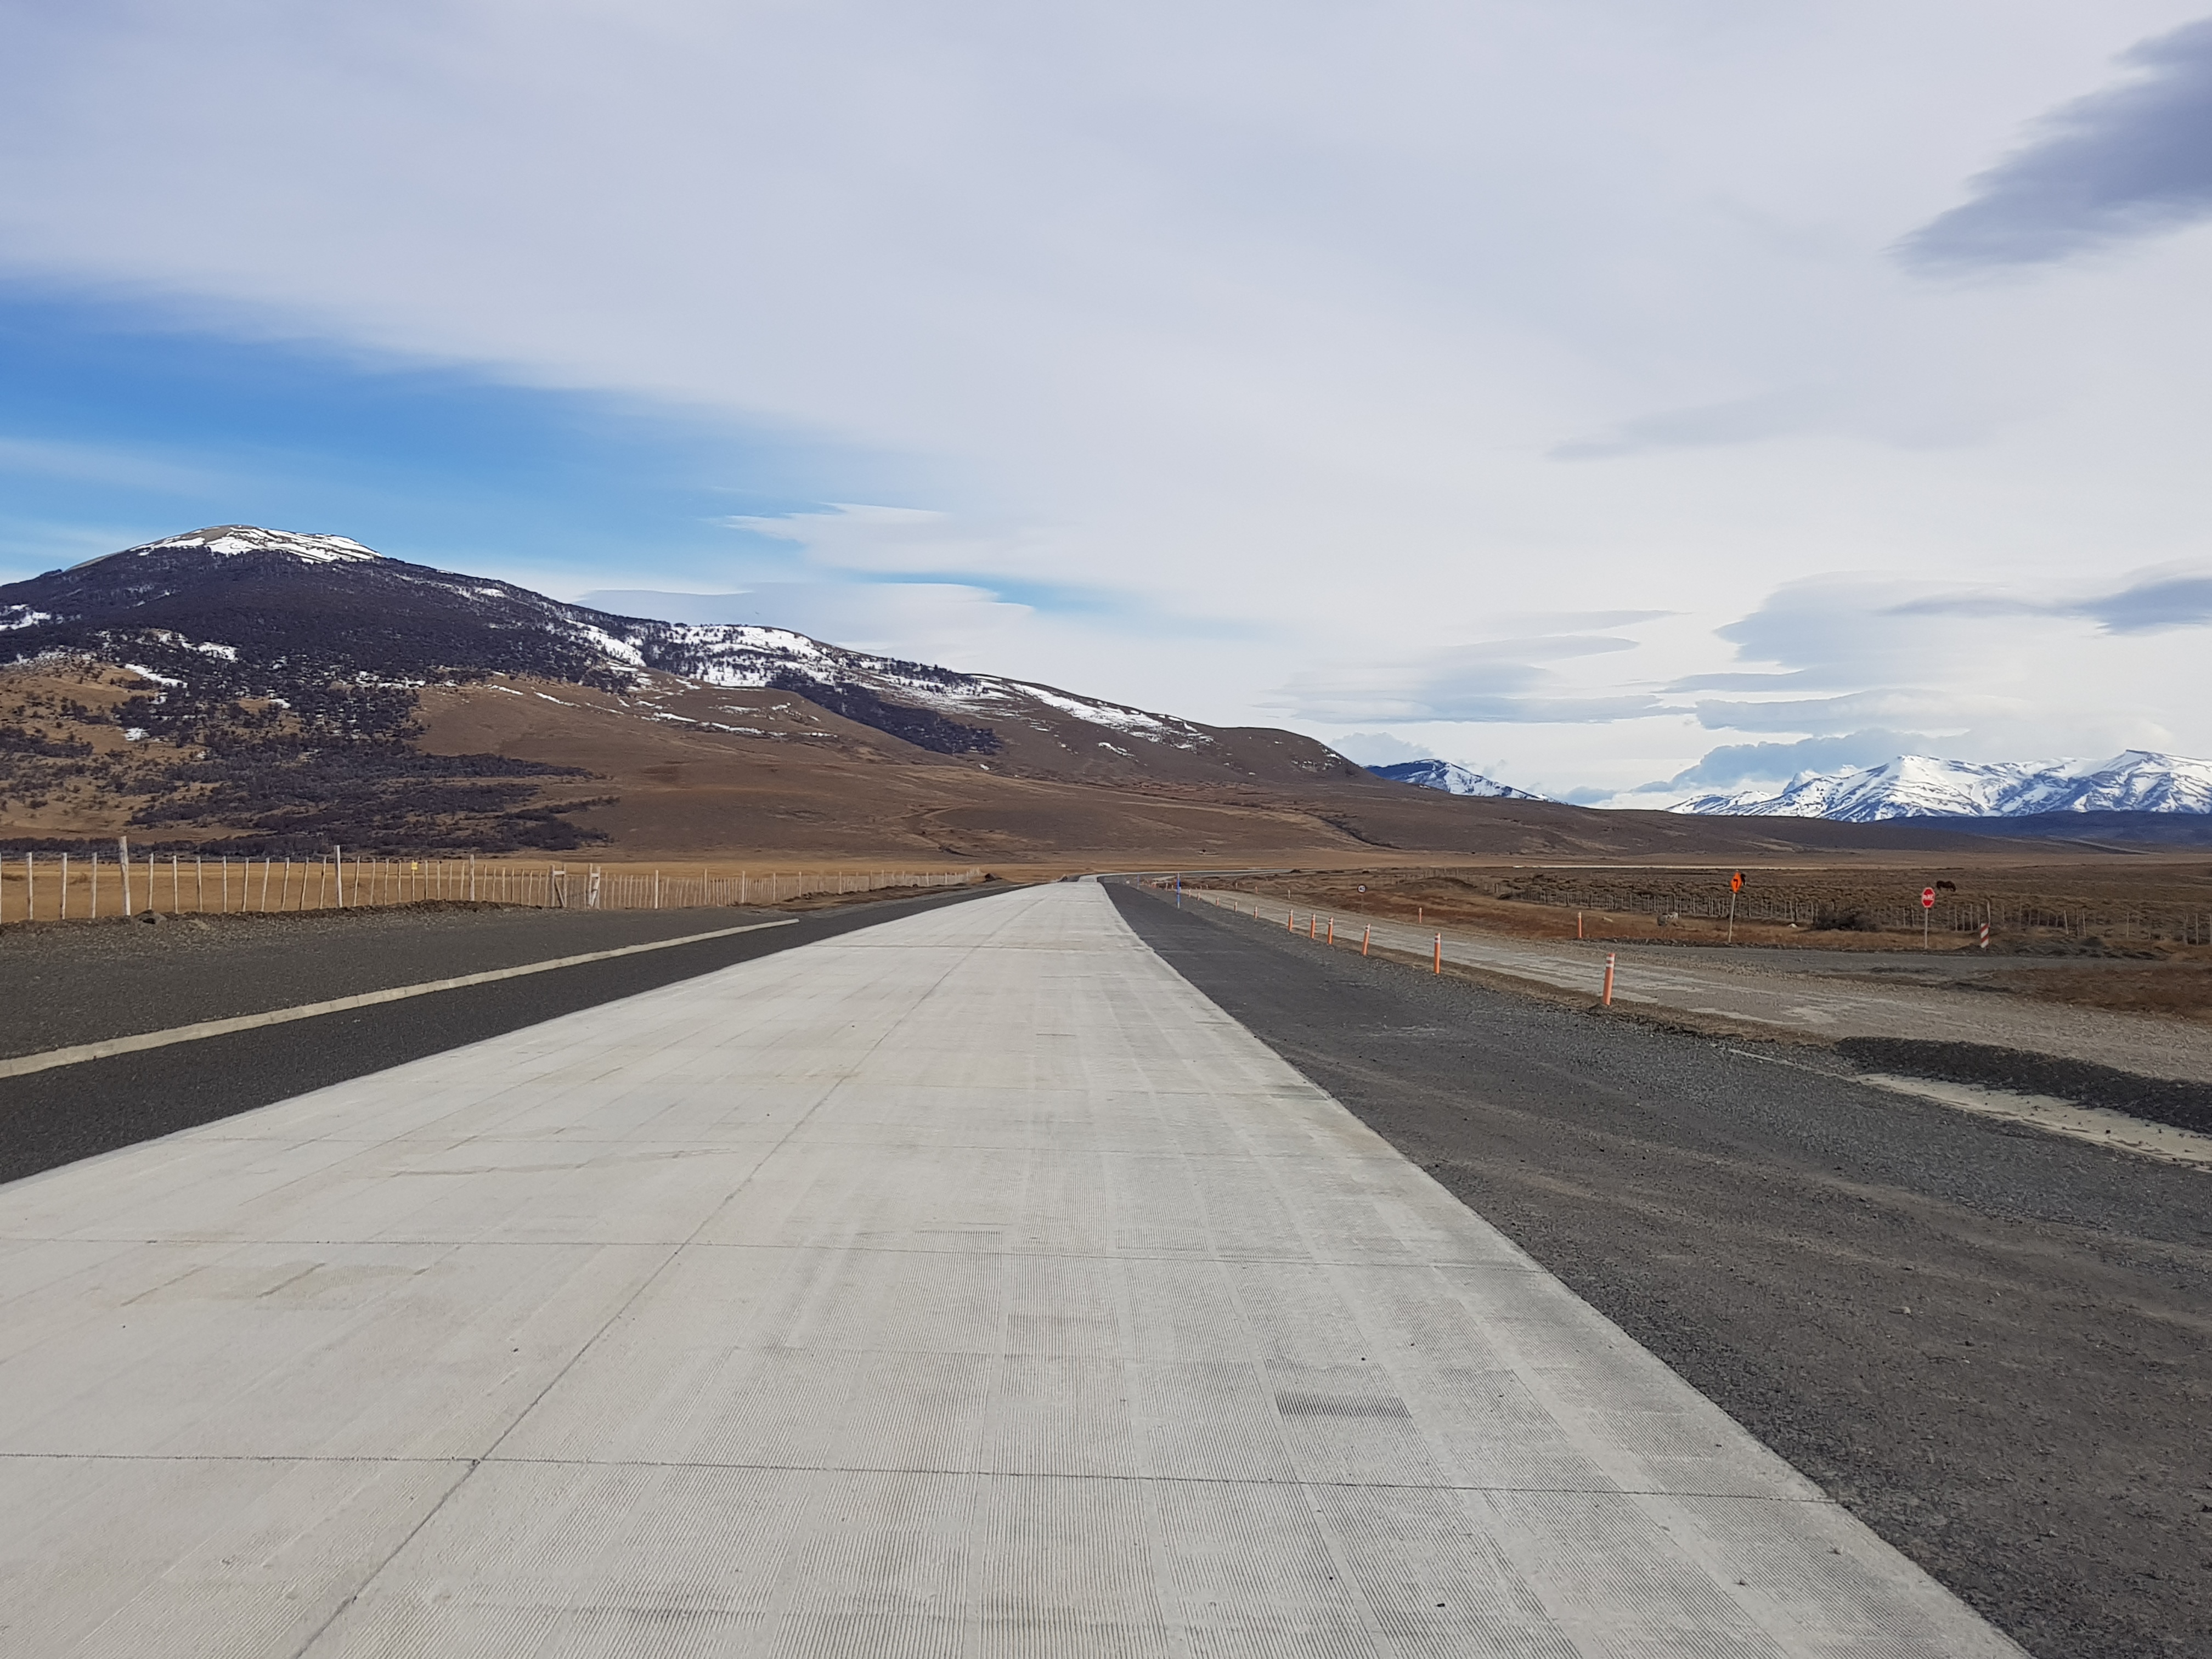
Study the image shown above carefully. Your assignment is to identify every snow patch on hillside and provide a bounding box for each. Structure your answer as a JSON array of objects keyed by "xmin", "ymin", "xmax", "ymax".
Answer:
[
  {"xmin": 1673, "ymin": 751, "xmax": 2212, "ymax": 820},
  {"xmin": 10, "ymin": 523, "xmax": 1259, "ymax": 769},
  {"xmin": 116, "ymin": 526, "xmax": 382, "ymax": 565},
  {"xmin": 1369, "ymin": 759, "xmax": 1547, "ymax": 799}
]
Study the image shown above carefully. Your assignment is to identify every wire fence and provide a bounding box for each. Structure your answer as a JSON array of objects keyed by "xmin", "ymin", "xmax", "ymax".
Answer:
[
  {"xmin": 1498, "ymin": 886, "xmax": 2212, "ymax": 944},
  {"xmin": 0, "ymin": 844, "xmax": 983, "ymax": 924},
  {"xmin": 1190, "ymin": 873, "xmax": 2212, "ymax": 947}
]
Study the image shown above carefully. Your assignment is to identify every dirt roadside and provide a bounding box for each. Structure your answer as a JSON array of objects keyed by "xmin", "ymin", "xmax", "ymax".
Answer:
[
  {"xmin": 1189, "ymin": 888, "xmax": 2212, "ymax": 1096},
  {"xmin": 1190, "ymin": 864, "xmax": 2212, "ymax": 1015}
]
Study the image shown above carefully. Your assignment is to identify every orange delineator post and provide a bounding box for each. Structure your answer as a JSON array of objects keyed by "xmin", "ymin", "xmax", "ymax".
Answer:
[
  {"xmin": 1433, "ymin": 933, "xmax": 1442, "ymax": 974},
  {"xmin": 1309, "ymin": 915, "xmax": 1318, "ymax": 939},
  {"xmin": 1326, "ymin": 917, "xmax": 1334, "ymax": 945},
  {"xmin": 1577, "ymin": 911, "xmax": 1584, "ymax": 939},
  {"xmin": 1361, "ymin": 925, "xmax": 1370, "ymax": 956},
  {"xmin": 1287, "ymin": 909, "xmax": 1295, "ymax": 931},
  {"xmin": 1602, "ymin": 952, "xmax": 1616, "ymax": 1006}
]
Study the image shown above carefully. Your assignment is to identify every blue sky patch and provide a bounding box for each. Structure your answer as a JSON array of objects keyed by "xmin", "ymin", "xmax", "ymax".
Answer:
[{"xmin": 0, "ymin": 287, "xmax": 893, "ymax": 589}]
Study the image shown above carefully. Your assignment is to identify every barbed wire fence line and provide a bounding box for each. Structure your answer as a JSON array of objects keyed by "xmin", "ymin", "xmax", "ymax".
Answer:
[
  {"xmin": 0, "ymin": 846, "xmax": 983, "ymax": 924},
  {"xmin": 1179, "ymin": 872, "xmax": 2212, "ymax": 947}
]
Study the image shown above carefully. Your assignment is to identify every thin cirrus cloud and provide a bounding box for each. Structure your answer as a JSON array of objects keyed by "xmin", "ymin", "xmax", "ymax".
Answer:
[
  {"xmin": 1707, "ymin": 575, "xmax": 1966, "ymax": 691},
  {"xmin": 1688, "ymin": 689, "xmax": 2012, "ymax": 737},
  {"xmin": 718, "ymin": 504, "xmax": 1046, "ymax": 578},
  {"xmin": 1549, "ymin": 390, "xmax": 1842, "ymax": 462},
  {"xmin": 1899, "ymin": 16, "xmax": 2212, "ymax": 270},
  {"xmin": 1684, "ymin": 573, "xmax": 2177, "ymax": 738},
  {"xmin": 1632, "ymin": 731, "xmax": 1929, "ymax": 794},
  {"xmin": 1888, "ymin": 567, "xmax": 2212, "ymax": 633},
  {"xmin": 1279, "ymin": 634, "xmax": 1658, "ymax": 724},
  {"xmin": 575, "ymin": 582, "xmax": 1032, "ymax": 662}
]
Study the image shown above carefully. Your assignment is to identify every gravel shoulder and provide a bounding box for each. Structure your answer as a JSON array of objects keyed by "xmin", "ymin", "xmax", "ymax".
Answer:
[
  {"xmin": 1201, "ymin": 890, "xmax": 2212, "ymax": 1086},
  {"xmin": 1113, "ymin": 883, "xmax": 2211, "ymax": 1659}
]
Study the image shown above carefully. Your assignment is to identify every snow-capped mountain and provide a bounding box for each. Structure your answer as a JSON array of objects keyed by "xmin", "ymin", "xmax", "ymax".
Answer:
[
  {"xmin": 87, "ymin": 526, "xmax": 381, "ymax": 566},
  {"xmin": 1368, "ymin": 759, "xmax": 1547, "ymax": 800},
  {"xmin": 0, "ymin": 526, "xmax": 1365, "ymax": 783},
  {"xmin": 1673, "ymin": 751, "xmax": 2212, "ymax": 821}
]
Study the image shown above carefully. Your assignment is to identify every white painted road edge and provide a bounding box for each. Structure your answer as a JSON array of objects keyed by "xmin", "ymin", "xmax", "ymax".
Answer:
[
  {"xmin": 0, "ymin": 881, "xmax": 2023, "ymax": 1655},
  {"xmin": 0, "ymin": 915, "xmax": 797, "ymax": 1081}
]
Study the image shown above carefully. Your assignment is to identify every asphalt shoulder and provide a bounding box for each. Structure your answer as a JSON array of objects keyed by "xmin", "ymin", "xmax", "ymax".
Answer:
[
  {"xmin": 3, "ymin": 900, "xmax": 888, "ymax": 1061},
  {"xmin": 0, "ymin": 885, "xmax": 1003, "ymax": 1186}
]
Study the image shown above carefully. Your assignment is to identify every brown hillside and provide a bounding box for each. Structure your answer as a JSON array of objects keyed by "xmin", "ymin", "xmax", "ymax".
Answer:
[
  {"xmin": 0, "ymin": 657, "xmax": 2101, "ymax": 866},
  {"xmin": 411, "ymin": 674, "xmax": 2049, "ymax": 864}
]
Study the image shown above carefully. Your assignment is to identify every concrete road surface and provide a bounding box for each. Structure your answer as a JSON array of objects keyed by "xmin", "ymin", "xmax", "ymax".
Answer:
[{"xmin": 0, "ymin": 881, "xmax": 2016, "ymax": 1656}]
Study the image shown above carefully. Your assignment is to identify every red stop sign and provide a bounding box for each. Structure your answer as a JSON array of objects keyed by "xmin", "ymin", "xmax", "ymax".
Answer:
[{"xmin": 1921, "ymin": 887, "xmax": 1937, "ymax": 909}]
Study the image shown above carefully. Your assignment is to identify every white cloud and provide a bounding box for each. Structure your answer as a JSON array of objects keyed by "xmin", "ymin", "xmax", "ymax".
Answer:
[
  {"xmin": 0, "ymin": 435, "xmax": 222, "ymax": 494},
  {"xmin": 1889, "ymin": 563, "xmax": 2212, "ymax": 632},
  {"xmin": 1550, "ymin": 388, "xmax": 1846, "ymax": 461},
  {"xmin": 1330, "ymin": 731, "xmax": 1436, "ymax": 765},
  {"xmin": 0, "ymin": 3, "xmax": 2208, "ymax": 779},
  {"xmin": 578, "ymin": 579, "xmax": 1030, "ymax": 663},
  {"xmin": 719, "ymin": 504, "xmax": 1048, "ymax": 577},
  {"xmin": 1689, "ymin": 689, "xmax": 2015, "ymax": 736},
  {"xmin": 1278, "ymin": 634, "xmax": 1655, "ymax": 723},
  {"xmin": 1900, "ymin": 18, "xmax": 2212, "ymax": 268}
]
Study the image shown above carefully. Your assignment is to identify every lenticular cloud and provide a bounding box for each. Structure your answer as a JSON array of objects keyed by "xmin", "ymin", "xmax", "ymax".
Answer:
[{"xmin": 1900, "ymin": 17, "xmax": 2212, "ymax": 269}]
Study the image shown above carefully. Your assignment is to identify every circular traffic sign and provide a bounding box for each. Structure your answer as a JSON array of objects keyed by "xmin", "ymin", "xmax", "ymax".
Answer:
[{"xmin": 1921, "ymin": 887, "xmax": 1937, "ymax": 908}]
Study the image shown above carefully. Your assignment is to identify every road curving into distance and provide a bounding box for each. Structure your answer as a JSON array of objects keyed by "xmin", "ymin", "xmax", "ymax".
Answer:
[{"xmin": 1109, "ymin": 880, "xmax": 2210, "ymax": 1659}]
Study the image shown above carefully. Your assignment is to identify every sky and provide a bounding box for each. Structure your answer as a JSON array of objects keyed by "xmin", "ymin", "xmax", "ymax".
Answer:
[{"xmin": 1, "ymin": 2, "xmax": 2209, "ymax": 804}]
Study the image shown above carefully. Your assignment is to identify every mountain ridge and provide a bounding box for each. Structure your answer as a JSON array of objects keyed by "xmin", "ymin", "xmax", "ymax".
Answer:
[
  {"xmin": 0, "ymin": 526, "xmax": 2114, "ymax": 861},
  {"xmin": 2, "ymin": 525, "xmax": 1363, "ymax": 782},
  {"xmin": 1674, "ymin": 751, "xmax": 2212, "ymax": 821},
  {"xmin": 1367, "ymin": 759, "xmax": 1546, "ymax": 800}
]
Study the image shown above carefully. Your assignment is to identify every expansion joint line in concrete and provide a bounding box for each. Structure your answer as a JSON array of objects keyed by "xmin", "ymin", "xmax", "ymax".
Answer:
[
  {"xmin": 280, "ymin": 1455, "xmax": 481, "ymax": 1659},
  {"xmin": 314, "ymin": 926, "xmax": 1003, "ymax": 1640},
  {"xmin": 0, "ymin": 1232, "xmax": 1557, "ymax": 1270},
  {"xmin": 0, "ymin": 1449, "xmax": 1839, "ymax": 1503}
]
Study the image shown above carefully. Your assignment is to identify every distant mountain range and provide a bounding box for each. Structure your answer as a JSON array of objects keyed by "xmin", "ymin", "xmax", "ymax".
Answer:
[
  {"xmin": 9, "ymin": 524, "xmax": 2179, "ymax": 861},
  {"xmin": 1, "ymin": 525, "xmax": 1323, "ymax": 769},
  {"xmin": 1367, "ymin": 759, "xmax": 1546, "ymax": 800},
  {"xmin": 1674, "ymin": 751, "xmax": 2212, "ymax": 821},
  {"xmin": 0, "ymin": 525, "xmax": 1373, "ymax": 853}
]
